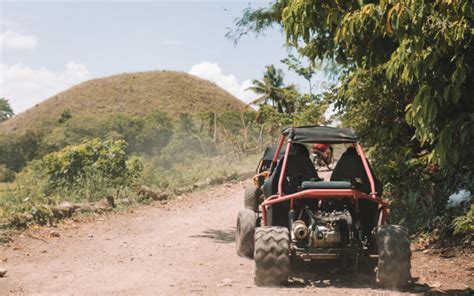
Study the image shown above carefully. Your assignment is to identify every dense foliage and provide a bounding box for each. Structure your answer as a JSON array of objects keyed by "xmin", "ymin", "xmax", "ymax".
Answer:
[
  {"xmin": 43, "ymin": 139, "xmax": 142, "ymax": 192},
  {"xmin": 231, "ymin": 0, "xmax": 474, "ymax": 244},
  {"xmin": 0, "ymin": 139, "xmax": 143, "ymax": 230}
]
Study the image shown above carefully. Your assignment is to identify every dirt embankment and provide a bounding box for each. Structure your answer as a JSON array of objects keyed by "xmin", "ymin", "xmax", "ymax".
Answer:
[{"xmin": 0, "ymin": 180, "xmax": 473, "ymax": 295}]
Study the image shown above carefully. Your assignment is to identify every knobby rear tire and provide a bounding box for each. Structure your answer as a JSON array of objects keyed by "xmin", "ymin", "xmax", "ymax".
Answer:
[
  {"xmin": 254, "ymin": 226, "xmax": 290, "ymax": 286},
  {"xmin": 376, "ymin": 225, "xmax": 411, "ymax": 289}
]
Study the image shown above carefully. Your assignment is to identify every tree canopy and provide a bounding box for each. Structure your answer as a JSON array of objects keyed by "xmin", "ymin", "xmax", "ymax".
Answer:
[
  {"xmin": 230, "ymin": 0, "xmax": 474, "ymax": 239},
  {"xmin": 232, "ymin": 0, "xmax": 473, "ymax": 167},
  {"xmin": 0, "ymin": 98, "xmax": 14, "ymax": 122}
]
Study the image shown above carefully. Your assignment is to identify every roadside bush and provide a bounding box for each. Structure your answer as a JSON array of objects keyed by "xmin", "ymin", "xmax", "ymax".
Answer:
[
  {"xmin": 453, "ymin": 204, "xmax": 474, "ymax": 241},
  {"xmin": 0, "ymin": 159, "xmax": 51, "ymax": 228},
  {"xmin": 0, "ymin": 139, "xmax": 143, "ymax": 229},
  {"xmin": 42, "ymin": 139, "xmax": 142, "ymax": 199}
]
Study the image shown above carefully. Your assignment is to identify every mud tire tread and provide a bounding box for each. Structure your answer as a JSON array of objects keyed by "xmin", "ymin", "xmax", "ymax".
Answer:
[
  {"xmin": 376, "ymin": 225, "xmax": 411, "ymax": 289},
  {"xmin": 254, "ymin": 226, "xmax": 290, "ymax": 286}
]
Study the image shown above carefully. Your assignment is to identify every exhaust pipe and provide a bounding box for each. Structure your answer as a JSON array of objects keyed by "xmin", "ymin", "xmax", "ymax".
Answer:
[{"xmin": 292, "ymin": 220, "xmax": 308, "ymax": 240}]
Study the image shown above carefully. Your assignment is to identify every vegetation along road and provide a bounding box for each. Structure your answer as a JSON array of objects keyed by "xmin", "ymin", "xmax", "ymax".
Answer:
[{"xmin": 1, "ymin": 180, "xmax": 472, "ymax": 295}]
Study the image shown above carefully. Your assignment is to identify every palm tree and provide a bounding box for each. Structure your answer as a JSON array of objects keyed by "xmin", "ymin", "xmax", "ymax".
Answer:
[{"xmin": 246, "ymin": 65, "xmax": 296, "ymax": 113}]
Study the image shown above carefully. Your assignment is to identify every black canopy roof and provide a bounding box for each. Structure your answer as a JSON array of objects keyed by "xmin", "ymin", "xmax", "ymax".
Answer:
[{"xmin": 281, "ymin": 126, "xmax": 359, "ymax": 144}]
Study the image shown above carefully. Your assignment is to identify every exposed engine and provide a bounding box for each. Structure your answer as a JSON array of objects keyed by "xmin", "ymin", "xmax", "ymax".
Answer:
[{"xmin": 291, "ymin": 207, "xmax": 353, "ymax": 248}]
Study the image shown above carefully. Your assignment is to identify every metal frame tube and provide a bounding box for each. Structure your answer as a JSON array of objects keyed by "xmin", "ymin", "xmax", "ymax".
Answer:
[
  {"xmin": 270, "ymin": 135, "xmax": 286, "ymax": 171},
  {"xmin": 262, "ymin": 189, "xmax": 388, "ymax": 207},
  {"xmin": 260, "ymin": 139, "xmax": 388, "ymax": 226}
]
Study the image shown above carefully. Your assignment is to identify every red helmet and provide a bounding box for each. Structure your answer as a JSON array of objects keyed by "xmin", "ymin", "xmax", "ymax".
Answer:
[{"xmin": 312, "ymin": 143, "xmax": 329, "ymax": 152}]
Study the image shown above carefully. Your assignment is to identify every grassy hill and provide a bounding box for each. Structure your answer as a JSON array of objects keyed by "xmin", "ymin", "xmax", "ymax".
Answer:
[{"xmin": 1, "ymin": 71, "xmax": 246, "ymax": 134}]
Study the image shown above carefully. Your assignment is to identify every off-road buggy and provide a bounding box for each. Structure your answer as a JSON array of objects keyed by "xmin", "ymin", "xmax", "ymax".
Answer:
[{"xmin": 236, "ymin": 126, "xmax": 411, "ymax": 288}]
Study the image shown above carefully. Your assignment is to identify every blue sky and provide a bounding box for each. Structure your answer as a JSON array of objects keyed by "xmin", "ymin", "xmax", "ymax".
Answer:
[{"xmin": 1, "ymin": 1, "xmax": 323, "ymax": 113}]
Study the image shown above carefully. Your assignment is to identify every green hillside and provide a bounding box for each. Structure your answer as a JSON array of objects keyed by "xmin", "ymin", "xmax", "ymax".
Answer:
[{"xmin": 1, "ymin": 71, "xmax": 246, "ymax": 134}]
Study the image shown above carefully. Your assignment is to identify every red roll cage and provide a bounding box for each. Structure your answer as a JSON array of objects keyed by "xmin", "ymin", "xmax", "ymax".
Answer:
[{"xmin": 260, "ymin": 132, "xmax": 389, "ymax": 226}]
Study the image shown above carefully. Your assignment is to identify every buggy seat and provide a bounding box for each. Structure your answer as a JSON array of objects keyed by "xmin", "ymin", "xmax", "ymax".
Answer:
[
  {"xmin": 262, "ymin": 143, "xmax": 320, "ymax": 197},
  {"xmin": 330, "ymin": 146, "xmax": 383, "ymax": 195},
  {"xmin": 300, "ymin": 146, "xmax": 382, "ymax": 193}
]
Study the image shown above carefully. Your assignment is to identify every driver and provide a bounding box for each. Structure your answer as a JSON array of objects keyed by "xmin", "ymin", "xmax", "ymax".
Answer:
[{"xmin": 312, "ymin": 143, "xmax": 330, "ymax": 158}]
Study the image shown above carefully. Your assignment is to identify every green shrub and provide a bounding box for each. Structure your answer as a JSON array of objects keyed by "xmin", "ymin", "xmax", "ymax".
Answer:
[
  {"xmin": 42, "ymin": 139, "xmax": 142, "ymax": 197},
  {"xmin": 453, "ymin": 204, "xmax": 474, "ymax": 240},
  {"xmin": 0, "ymin": 139, "xmax": 144, "ymax": 229}
]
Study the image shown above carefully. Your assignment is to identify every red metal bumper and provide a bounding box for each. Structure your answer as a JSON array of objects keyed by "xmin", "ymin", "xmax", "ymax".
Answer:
[{"xmin": 261, "ymin": 189, "xmax": 388, "ymax": 226}]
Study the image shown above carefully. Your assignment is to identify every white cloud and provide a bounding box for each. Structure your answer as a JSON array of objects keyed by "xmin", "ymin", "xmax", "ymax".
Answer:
[
  {"xmin": 0, "ymin": 30, "xmax": 38, "ymax": 50},
  {"xmin": 188, "ymin": 61, "xmax": 257, "ymax": 104},
  {"xmin": 0, "ymin": 62, "xmax": 91, "ymax": 113},
  {"xmin": 162, "ymin": 39, "xmax": 183, "ymax": 46}
]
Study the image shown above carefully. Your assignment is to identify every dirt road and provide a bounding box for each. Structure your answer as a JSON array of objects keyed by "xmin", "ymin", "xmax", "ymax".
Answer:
[{"xmin": 1, "ymin": 180, "xmax": 473, "ymax": 295}]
